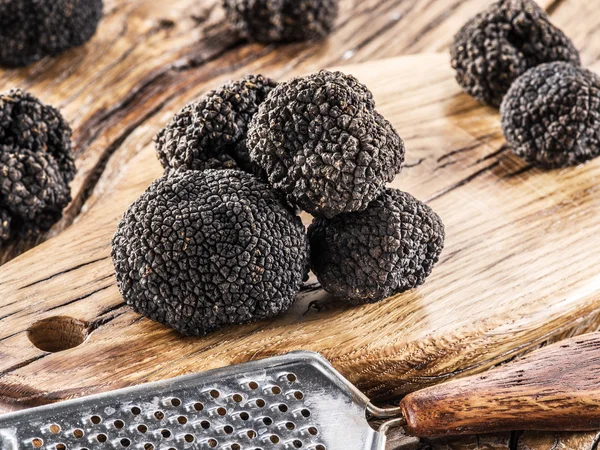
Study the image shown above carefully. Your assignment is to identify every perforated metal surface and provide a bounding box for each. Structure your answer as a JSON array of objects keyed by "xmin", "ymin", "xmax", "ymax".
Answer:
[{"xmin": 0, "ymin": 352, "xmax": 383, "ymax": 450}]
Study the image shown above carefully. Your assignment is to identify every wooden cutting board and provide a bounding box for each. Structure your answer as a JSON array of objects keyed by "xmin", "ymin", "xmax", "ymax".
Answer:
[{"xmin": 1, "ymin": 53, "xmax": 600, "ymax": 411}]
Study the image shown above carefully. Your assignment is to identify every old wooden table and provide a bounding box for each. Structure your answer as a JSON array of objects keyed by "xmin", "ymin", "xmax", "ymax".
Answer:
[{"xmin": 0, "ymin": 0, "xmax": 599, "ymax": 449}]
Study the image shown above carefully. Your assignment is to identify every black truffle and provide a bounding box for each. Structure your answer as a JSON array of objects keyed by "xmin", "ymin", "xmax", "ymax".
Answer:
[
  {"xmin": 223, "ymin": 0, "xmax": 338, "ymax": 43},
  {"xmin": 501, "ymin": 62, "xmax": 600, "ymax": 168},
  {"xmin": 0, "ymin": 89, "xmax": 76, "ymax": 244},
  {"xmin": 111, "ymin": 169, "xmax": 309, "ymax": 336},
  {"xmin": 248, "ymin": 70, "xmax": 405, "ymax": 218},
  {"xmin": 0, "ymin": 0, "xmax": 103, "ymax": 67},
  {"xmin": 308, "ymin": 189, "xmax": 444, "ymax": 304},
  {"xmin": 155, "ymin": 75, "xmax": 277, "ymax": 176},
  {"xmin": 450, "ymin": 0, "xmax": 580, "ymax": 107}
]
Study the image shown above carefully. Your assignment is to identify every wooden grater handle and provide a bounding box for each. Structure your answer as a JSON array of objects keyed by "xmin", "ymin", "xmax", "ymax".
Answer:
[{"xmin": 400, "ymin": 333, "xmax": 600, "ymax": 437}]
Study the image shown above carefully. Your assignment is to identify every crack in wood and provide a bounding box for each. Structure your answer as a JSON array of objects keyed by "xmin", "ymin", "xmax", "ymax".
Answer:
[{"xmin": 20, "ymin": 256, "xmax": 110, "ymax": 289}]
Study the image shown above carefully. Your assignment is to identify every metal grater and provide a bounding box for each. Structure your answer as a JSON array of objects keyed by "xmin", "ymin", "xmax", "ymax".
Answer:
[{"xmin": 0, "ymin": 352, "xmax": 402, "ymax": 450}]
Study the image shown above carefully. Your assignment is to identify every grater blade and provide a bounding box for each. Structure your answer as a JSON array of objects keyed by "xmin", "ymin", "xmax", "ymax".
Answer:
[{"xmin": 0, "ymin": 352, "xmax": 387, "ymax": 450}]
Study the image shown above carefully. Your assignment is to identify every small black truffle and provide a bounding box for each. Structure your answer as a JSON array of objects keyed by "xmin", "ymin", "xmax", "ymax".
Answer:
[
  {"xmin": 501, "ymin": 62, "xmax": 600, "ymax": 169},
  {"xmin": 223, "ymin": 0, "xmax": 338, "ymax": 43},
  {"xmin": 308, "ymin": 189, "xmax": 444, "ymax": 304},
  {"xmin": 450, "ymin": 0, "xmax": 580, "ymax": 107},
  {"xmin": 248, "ymin": 70, "xmax": 405, "ymax": 218},
  {"xmin": 0, "ymin": 89, "xmax": 76, "ymax": 244},
  {"xmin": 155, "ymin": 75, "xmax": 277, "ymax": 176},
  {"xmin": 112, "ymin": 169, "xmax": 309, "ymax": 336},
  {"xmin": 0, "ymin": 0, "xmax": 103, "ymax": 67}
]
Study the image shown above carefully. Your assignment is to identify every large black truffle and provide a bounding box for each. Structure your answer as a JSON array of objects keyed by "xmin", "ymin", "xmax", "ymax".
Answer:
[
  {"xmin": 248, "ymin": 70, "xmax": 405, "ymax": 218},
  {"xmin": 223, "ymin": 0, "xmax": 338, "ymax": 43},
  {"xmin": 308, "ymin": 189, "xmax": 444, "ymax": 304},
  {"xmin": 450, "ymin": 0, "xmax": 580, "ymax": 107},
  {"xmin": 112, "ymin": 169, "xmax": 309, "ymax": 336},
  {"xmin": 0, "ymin": 89, "xmax": 76, "ymax": 244},
  {"xmin": 155, "ymin": 75, "xmax": 277, "ymax": 176},
  {"xmin": 501, "ymin": 62, "xmax": 600, "ymax": 168},
  {"xmin": 0, "ymin": 0, "xmax": 103, "ymax": 67}
]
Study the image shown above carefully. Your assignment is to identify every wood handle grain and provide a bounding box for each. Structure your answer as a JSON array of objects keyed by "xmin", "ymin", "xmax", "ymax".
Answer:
[{"xmin": 400, "ymin": 333, "xmax": 600, "ymax": 437}]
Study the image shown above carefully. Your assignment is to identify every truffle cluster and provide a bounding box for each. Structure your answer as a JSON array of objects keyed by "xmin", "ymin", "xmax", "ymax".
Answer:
[
  {"xmin": 451, "ymin": 0, "xmax": 580, "ymax": 107},
  {"xmin": 0, "ymin": 89, "xmax": 76, "ymax": 244},
  {"xmin": 155, "ymin": 75, "xmax": 277, "ymax": 176},
  {"xmin": 0, "ymin": 0, "xmax": 103, "ymax": 67},
  {"xmin": 501, "ymin": 62, "xmax": 600, "ymax": 168},
  {"xmin": 248, "ymin": 70, "xmax": 405, "ymax": 218},
  {"xmin": 308, "ymin": 189, "xmax": 445, "ymax": 304},
  {"xmin": 112, "ymin": 169, "xmax": 309, "ymax": 336},
  {"xmin": 120, "ymin": 71, "xmax": 444, "ymax": 336},
  {"xmin": 223, "ymin": 0, "xmax": 338, "ymax": 43}
]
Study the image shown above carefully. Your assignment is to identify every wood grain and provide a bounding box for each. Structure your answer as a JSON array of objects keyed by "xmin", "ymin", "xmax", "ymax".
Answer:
[
  {"xmin": 1, "ymin": 1, "xmax": 599, "ymax": 449},
  {"xmin": 2, "ymin": 52, "xmax": 600, "ymax": 410},
  {"xmin": 401, "ymin": 333, "xmax": 600, "ymax": 436}
]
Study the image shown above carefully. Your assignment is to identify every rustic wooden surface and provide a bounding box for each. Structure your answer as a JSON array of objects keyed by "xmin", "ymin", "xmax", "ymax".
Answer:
[
  {"xmin": 402, "ymin": 333, "xmax": 600, "ymax": 436},
  {"xmin": 0, "ymin": 1, "xmax": 599, "ymax": 449}
]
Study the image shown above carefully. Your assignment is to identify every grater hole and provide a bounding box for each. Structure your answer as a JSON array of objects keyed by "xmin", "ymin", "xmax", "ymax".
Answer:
[
  {"xmin": 177, "ymin": 416, "xmax": 187, "ymax": 424},
  {"xmin": 315, "ymin": 446, "xmax": 325, "ymax": 450},
  {"xmin": 144, "ymin": 444, "xmax": 154, "ymax": 450},
  {"xmin": 32, "ymin": 438, "xmax": 43, "ymax": 448},
  {"xmin": 308, "ymin": 427, "xmax": 318, "ymax": 436},
  {"xmin": 208, "ymin": 439, "xmax": 217, "ymax": 448},
  {"xmin": 301, "ymin": 409, "xmax": 311, "ymax": 418},
  {"xmin": 171, "ymin": 398, "xmax": 181, "ymax": 407},
  {"xmin": 286, "ymin": 422, "xmax": 295, "ymax": 430},
  {"xmin": 278, "ymin": 404, "xmax": 288, "ymax": 412},
  {"xmin": 28, "ymin": 316, "xmax": 88, "ymax": 353},
  {"xmin": 256, "ymin": 399, "xmax": 265, "ymax": 408},
  {"xmin": 217, "ymin": 407, "xmax": 227, "ymax": 416},
  {"xmin": 55, "ymin": 444, "xmax": 66, "ymax": 450},
  {"xmin": 224, "ymin": 426, "xmax": 234, "ymax": 435},
  {"xmin": 137, "ymin": 424, "xmax": 148, "ymax": 433},
  {"xmin": 232, "ymin": 444, "xmax": 241, "ymax": 450},
  {"xmin": 114, "ymin": 419, "xmax": 125, "ymax": 429},
  {"xmin": 120, "ymin": 438, "xmax": 131, "ymax": 447},
  {"xmin": 184, "ymin": 434, "xmax": 195, "ymax": 443},
  {"xmin": 293, "ymin": 441, "xmax": 303, "ymax": 448},
  {"xmin": 194, "ymin": 402, "xmax": 204, "ymax": 411},
  {"xmin": 247, "ymin": 430, "xmax": 256, "ymax": 439},
  {"xmin": 262, "ymin": 417, "xmax": 273, "ymax": 426},
  {"xmin": 161, "ymin": 429, "xmax": 171, "ymax": 439},
  {"xmin": 154, "ymin": 411, "xmax": 165, "ymax": 420},
  {"xmin": 286, "ymin": 374, "xmax": 296, "ymax": 383},
  {"xmin": 294, "ymin": 391, "xmax": 304, "ymax": 400},
  {"xmin": 201, "ymin": 420, "xmax": 211, "ymax": 429},
  {"xmin": 232, "ymin": 394, "xmax": 243, "ymax": 402},
  {"xmin": 240, "ymin": 412, "xmax": 250, "ymax": 421},
  {"xmin": 96, "ymin": 434, "xmax": 107, "ymax": 443},
  {"xmin": 49, "ymin": 424, "xmax": 61, "ymax": 434},
  {"xmin": 90, "ymin": 415, "xmax": 102, "ymax": 425},
  {"xmin": 270, "ymin": 436, "xmax": 280, "ymax": 444},
  {"xmin": 248, "ymin": 381, "xmax": 259, "ymax": 390},
  {"xmin": 271, "ymin": 386, "xmax": 281, "ymax": 395},
  {"xmin": 210, "ymin": 389, "xmax": 220, "ymax": 398},
  {"xmin": 131, "ymin": 406, "xmax": 141, "ymax": 415},
  {"xmin": 73, "ymin": 429, "xmax": 84, "ymax": 439}
]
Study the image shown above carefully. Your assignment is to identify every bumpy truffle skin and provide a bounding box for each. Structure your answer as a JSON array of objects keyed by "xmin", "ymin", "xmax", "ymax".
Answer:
[
  {"xmin": 501, "ymin": 62, "xmax": 600, "ymax": 168},
  {"xmin": 248, "ymin": 70, "xmax": 405, "ymax": 218},
  {"xmin": 0, "ymin": 89, "xmax": 75, "ymax": 244},
  {"xmin": 0, "ymin": 0, "xmax": 103, "ymax": 67},
  {"xmin": 308, "ymin": 189, "xmax": 445, "ymax": 304},
  {"xmin": 155, "ymin": 75, "xmax": 277, "ymax": 176},
  {"xmin": 111, "ymin": 169, "xmax": 309, "ymax": 336},
  {"xmin": 223, "ymin": 0, "xmax": 338, "ymax": 43},
  {"xmin": 450, "ymin": 0, "xmax": 580, "ymax": 107}
]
